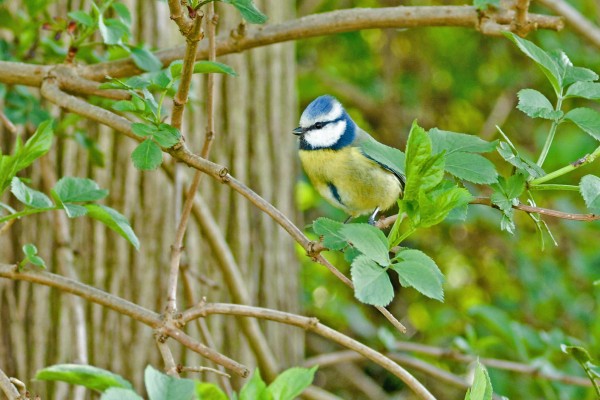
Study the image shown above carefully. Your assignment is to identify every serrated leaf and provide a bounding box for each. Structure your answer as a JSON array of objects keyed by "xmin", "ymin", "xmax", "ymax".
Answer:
[
  {"xmin": 564, "ymin": 107, "xmax": 600, "ymax": 141},
  {"xmin": 54, "ymin": 177, "xmax": 108, "ymax": 203},
  {"xmin": 36, "ymin": 364, "xmax": 133, "ymax": 393},
  {"xmin": 11, "ymin": 177, "xmax": 53, "ymax": 209},
  {"xmin": 144, "ymin": 365, "xmax": 195, "ymax": 400},
  {"xmin": 101, "ymin": 388, "xmax": 143, "ymax": 400},
  {"xmin": 350, "ymin": 255, "xmax": 394, "ymax": 306},
  {"xmin": 418, "ymin": 186, "xmax": 473, "ymax": 228},
  {"xmin": 491, "ymin": 174, "xmax": 525, "ymax": 233},
  {"xmin": 268, "ymin": 366, "xmax": 317, "ymax": 400},
  {"xmin": 565, "ymin": 66, "xmax": 598, "ymax": 86},
  {"xmin": 130, "ymin": 46, "xmax": 163, "ymax": 72},
  {"xmin": 430, "ymin": 129, "xmax": 497, "ymax": 154},
  {"xmin": 404, "ymin": 121, "xmax": 444, "ymax": 200},
  {"xmin": 196, "ymin": 383, "xmax": 228, "ymax": 400},
  {"xmin": 504, "ymin": 32, "xmax": 562, "ymax": 95},
  {"xmin": 85, "ymin": 204, "xmax": 139, "ymax": 249},
  {"xmin": 465, "ymin": 362, "xmax": 493, "ymax": 400},
  {"xmin": 344, "ymin": 246, "xmax": 362, "ymax": 264},
  {"xmin": 444, "ymin": 152, "xmax": 498, "ymax": 184},
  {"xmin": 112, "ymin": 100, "xmax": 137, "ymax": 112},
  {"xmin": 340, "ymin": 223, "xmax": 390, "ymax": 266},
  {"xmin": 565, "ymin": 82, "xmax": 600, "ymax": 100},
  {"xmin": 497, "ymin": 142, "xmax": 545, "ymax": 178},
  {"xmin": 239, "ymin": 369, "xmax": 269, "ymax": 400},
  {"xmin": 131, "ymin": 123, "xmax": 158, "ymax": 138},
  {"xmin": 68, "ymin": 10, "xmax": 95, "ymax": 27},
  {"xmin": 580, "ymin": 175, "xmax": 600, "ymax": 213},
  {"xmin": 312, "ymin": 217, "xmax": 346, "ymax": 250},
  {"xmin": 131, "ymin": 139, "xmax": 162, "ymax": 170},
  {"xmin": 222, "ymin": 0, "xmax": 268, "ymax": 24},
  {"xmin": 516, "ymin": 89, "xmax": 562, "ymax": 120},
  {"xmin": 392, "ymin": 249, "xmax": 444, "ymax": 301},
  {"xmin": 154, "ymin": 124, "xmax": 181, "ymax": 148}
]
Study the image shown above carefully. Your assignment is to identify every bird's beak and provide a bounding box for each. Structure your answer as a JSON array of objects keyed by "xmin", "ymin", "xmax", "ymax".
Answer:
[{"xmin": 292, "ymin": 126, "xmax": 305, "ymax": 136}]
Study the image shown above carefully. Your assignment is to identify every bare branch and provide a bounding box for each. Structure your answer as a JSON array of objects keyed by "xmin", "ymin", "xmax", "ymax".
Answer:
[
  {"xmin": 537, "ymin": 0, "xmax": 600, "ymax": 49},
  {"xmin": 513, "ymin": 0, "xmax": 532, "ymax": 36},
  {"xmin": 168, "ymin": 0, "xmax": 193, "ymax": 35},
  {"xmin": 181, "ymin": 302, "xmax": 436, "ymax": 400},
  {"xmin": 178, "ymin": 365, "xmax": 231, "ymax": 378},
  {"xmin": 470, "ymin": 197, "xmax": 600, "ymax": 222},
  {"xmin": 155, "ymin": 338, "xmax": 179, "ymax": 377},
  {"xmin": 0, "ymin": 367, "xmax": 20, "ymax": 400},
  {"xmin": 79, "ymin": 6, "xmax": 563, "ymax": 81},
  {"xmin": 0, "ymin": 110, "xmax": 17, "ymax": 135}
]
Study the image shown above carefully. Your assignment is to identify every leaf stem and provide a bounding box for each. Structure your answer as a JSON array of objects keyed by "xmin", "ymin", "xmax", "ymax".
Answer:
[
  {"xmin": 536, "ymin": 95, "xmax": 563, "ymax": 167},
  {"xmin": 528, "ymin": 184, "xmax": 580, "ymax": 191},
  {"xmin": 390, "ymin": 227, "xmax": 416, "ymax": 248},
  {"xmin": 578, "ymin": 361, "xmax": 600, "ymax": 397},
  {"xmin": 530, "ymin": 145, "xmax": 600, "ymax": 185},
  {"xmin": 0, "ymin": 207, "xmax": 58, "ymax": 224}
]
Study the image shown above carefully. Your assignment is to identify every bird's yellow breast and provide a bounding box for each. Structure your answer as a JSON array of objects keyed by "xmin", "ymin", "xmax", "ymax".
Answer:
[{"xmin": 299, "ymin": 147, "xmax": 401, "ymax": 217}]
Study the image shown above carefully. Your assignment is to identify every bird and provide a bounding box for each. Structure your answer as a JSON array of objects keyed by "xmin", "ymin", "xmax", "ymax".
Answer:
[{"xmin": 293, "ymin": 95, "xmax": 405, "ymax": 225}]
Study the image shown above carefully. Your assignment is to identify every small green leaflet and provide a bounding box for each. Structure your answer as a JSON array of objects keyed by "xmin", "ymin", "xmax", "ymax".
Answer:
[
  {"xmin": 340, "ymin": 223, "xmax": 390, "ymax": 266},
  {"xmin": 222, "ymin": 0, "xmax": 268, "ymax": 24},
  {"xmin": 130, "ymin": 45, "xmax": 163, "ymax": 72},
  {"xmin": 170, "ymin": 60, "xmax": 237, "ymax": 78},
  {"xmin": 196, "ymin": 383, "xmax": 228, "ymax": 400},
  {"xmin": 21, "ymin": 243, "xmax": 46, "ymax": 268},
  {"xmin": 464, "ymin": 362, "xmax": 493, "ymax": 400},
  {"xmin": 417, "ymin": 185, "xmax": 472, "ymax": 228},
  {"xmin": 11, "ymin": 177, "xmax": 53, "ymax": 209},
  {"xmin": 111, "ymin": 2, "xmax": 132, "ymax": 25},
  {"xmin": 496, "ymin": 141, "xmax": 544, "ymax": 179},
  {"xmin": 85, "ymin": 204, "xmax": 140, "ymax": 250},
  {"xmin": 392, "ymin": 249, "xmax": 444, "ymax": 301},
  {"xmin": 239, "ymin": 369, "xmax": 269, "ymax": 400},
  {"xmin": 491, "ymin": 174, "xmax": 526, "ymax": 233},
  {"xmin": 565, "ymin": 82, "xmax": 600, "ymax": 100},
  {"xmin": 144, "ymin": 365, "xmax": 195, "ymax": 400},
  {"xmin": 430, "ymin": 129, "xmax": 497, "ymax": 154},
  {"xmin": 350, "ymin": 255, "xmax": 394, "ymax": 306},
  {"xmin": 68, "ymin": 10, "xmax": 95, "ymax": 27},
  {"xmin": 563, "ymin": 108, "xmax": 600, "ymax": 141},
  {"xmin": 561, "ymin": 344, "xmax": 593, "ymax": 364},
  {"xmin": 504, "ymin": 32, "xmax": 562, "ymax": 95},
  {"xmin": 404, "ymin": 121, "xmax": 444, "ymax": 201},
  {"xmin": 267, "ymin": 366, "xmax": 318, "ymax": 400},
  {"xmin": 153, "ymin": 124, "xmax": 181, "ymax": 147},
  {"xmin": 131, "ymin": 139, "xmax": 163, "ymax": 170},
  {"xmin": 35, "ymin": 364, "xmax": 133, "ymax": 393},
  {"xmin": 312, "ymin": 217, "xmax": 346, "ymax": 250},
  {"xmin": 54, "ymin": 177, "xmax": 108, "ymax": 203},
  {"xmin": 516, "ymin": 89, "xmax": 563, "ymax": 120},
  {"xmin": 580, "ymin": 175, "xmax": 600, "ymax": 213}
]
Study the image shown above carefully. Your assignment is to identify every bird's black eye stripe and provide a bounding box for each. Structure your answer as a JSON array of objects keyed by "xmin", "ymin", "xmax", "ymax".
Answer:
[{"xmin": 314, "ymin": 122, "xmax": 325, "ymax": 129}]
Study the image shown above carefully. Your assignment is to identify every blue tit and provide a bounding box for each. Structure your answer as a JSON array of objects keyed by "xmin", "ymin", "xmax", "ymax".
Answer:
[{"xmin": 293, "ymin": 95, "xmax": 405, "ymax": 224}]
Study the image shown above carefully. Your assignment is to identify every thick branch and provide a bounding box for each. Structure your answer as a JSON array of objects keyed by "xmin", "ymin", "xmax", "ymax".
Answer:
[
  {"xmin": 181, "ymin": 303, "xmax": 436, "ymax": 400},
  {"xmin": 0, "ymin": 367, "xmax": 19, "ymax": 400},
  {"xmin": 80, "ymin": 6, "xmax": 563, "ymax": 81}
]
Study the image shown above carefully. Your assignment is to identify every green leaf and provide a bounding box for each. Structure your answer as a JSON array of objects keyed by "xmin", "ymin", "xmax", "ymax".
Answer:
[
  {"xmin": 580, "ymin": 175, "xmax": 600, "ymax": 213},
  {"xmin": 145, "ymin": 365, "xmax": 195, "ymax": 400},
  {"xmin": 312, "ymin": 217, "xmax": 346, "ymax": 250},
  {"xmin": 565, "ymin": 82, "xmax": 600, "ymax": 100},
  {"xmin": 418, "ymin": 185, "xmax": 473, "ymax": 228},
  {"xmin": 350, "ymin": 255, "xmax": 394, "ymax": 306},
  {"xmin": 429, "ymin": 129, "xmax": 497, "ymax": 154},
  {"xmin": 268, "ymin": 366, "xmax": 317, "ymax": 400},
  {"xmin": 131, "ymin": 139, "xmax": 163, "ymax": 170},
  {"xmin": 111, "ymin": 2, "xmax": 132, "ymax": 25},
  {"xmin": 0, "ymin": 120, "xmax": 54, "ymax": 193},
  {"xmin": 11, "ymin": 177, "xmax": 53, "ymax": 208},
  {"xmin": 473, "ymin": 0, "xmax": 499, "ymax": 10},
  {"xmin": 340, "ymin": 223, "xmax": 390, "ymax": 266},
  {"xmin": 36, "ymin": 364, "xmax": 133, "ymax": 393},
  {"xmin": 496, "ymin": 142, "xmax": 545, "ymax": 178},
  {"xmin": 491, "ymin": 174, "xmax": 526, "ymax": 233},
  {"xmin": 196, "ymin": 383, "xmax": 228, "ymax": 400},
  {"xmin": 85, "ymin": 204, "xmax": 140, "ymax": 249},
  {"xmin": 28, "ymin": 255, "xmax": 46, "ymax": 268},
  {"xmin": 516, "ymin": 89, "xmax": 562, "ymax": 120},
  {"xmin": 464, "ymin": 362, "xmax": 493, "ymax": 400},
  {"xmin": 392, "ymin": 249, "xmax": 444, "ymax": 301},
  {"xmin": 131, "ymin": 123, "xmax": 158, "ymax": 138},
  {"xmin": 54, "ymin": 177, "xmax": 108, "ymax": 203},
  {"xmin": 102, "ymin": 388, "xmax": 144, "ymax": 400},
  {"xmin": 68, "ymin": 10, "xmax": 95, "ymax": 27},
  {"xmin": 130, "ymin": 46, "xmax": 163, "ymax": 72},
  {"xmin": 404, "ymin": 121, "xmax": 444, "ymax": 200},
  {"xmin": 239, "ymin": 369, "xmax": 269, "ymax": 400},
  {"xmin": 23, "ymin": 243, "xmax": 38, "ymax": 258},
  {"xmin": 222, "ymin": 0, "xmax": 268, "ymax": 24},
  {"xmin": 561, "ymin": 344, "xmax": 593, "ymax": 364},
  {"xmin": 112, "ymin": 100, "xmax": 137, "ymax": 112},
  {"xmin": 61, "ymin": 203, "xmax": 89, "ymax": 218},
  {"xmin": 565, "ymin": 66, "xmax": 598, "ymax": 86},
  {"xmin": 444, "ymin": 152, "xmax": 498, "ymax": 184},
  {"xmin": 504, "ymin": 32, "xmax": 562, "ymax": 95},
  {"xmin": 154, "ymin": 124, "xmax": 181, "ymax": 148},
  {"xmin": 359, "ymin": 139, "xmax": 406, "ymax": 178},
  {"xmin": 564, "ymin": 107, "xmax": 600, "ymax": 141},
  {"xmin": 98, "ymin": 15, "xmax": 126, "ymax": 45}
]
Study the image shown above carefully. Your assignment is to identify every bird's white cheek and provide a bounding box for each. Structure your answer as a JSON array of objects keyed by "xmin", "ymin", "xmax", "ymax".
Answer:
[{"xmin": 304, "ymin": 121, "xmax": 346, "ymax": 148}]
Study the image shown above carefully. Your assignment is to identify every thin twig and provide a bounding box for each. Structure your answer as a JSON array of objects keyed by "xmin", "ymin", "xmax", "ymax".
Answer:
[
  {"xmin": 0, "ymin": 367, "xmax": 20, "ymax": 400},
  {"xmin": 182, "ymin": 302, "xmax": 436, "ymax": 400},
  {"xmin": 0, "ymin": 264, "xmax": 249, "ymax": 377},
  {"xmin": 537, "ymin": 0, "xmax": 600, "ymax": 49},
  {"xmin": 168, "ymin": 0, "xmax": 193, "ymax": 35},
  {"xmin": 155, "ymin": 338, "xmax": 179, "ymax": 377},
  {"xmin": 470, "ymin": 197, "xmax": 600, "ymax": 222},
  {"xmin": 0, "ymin": 110, "xmax": 17, "ymax": 134},
  {"xmin": 178, "ymin": 365, "xmax": 231, "ymax": 378}
]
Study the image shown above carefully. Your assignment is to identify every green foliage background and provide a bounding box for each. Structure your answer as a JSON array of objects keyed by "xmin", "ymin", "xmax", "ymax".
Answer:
[{"xmin": 296, "ymin": 1, "xmax": 600, "ymax": 398}]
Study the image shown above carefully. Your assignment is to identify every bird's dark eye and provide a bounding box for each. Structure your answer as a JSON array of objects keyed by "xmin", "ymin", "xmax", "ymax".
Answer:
[{"xmin": 314, "ymin": 122, "xmax": 324, "ymax": 129}]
